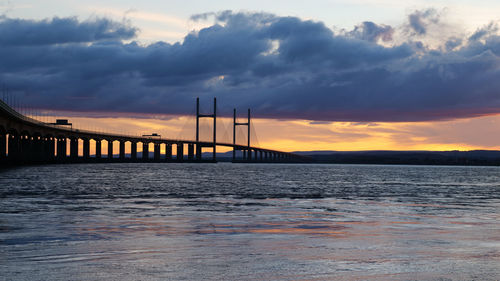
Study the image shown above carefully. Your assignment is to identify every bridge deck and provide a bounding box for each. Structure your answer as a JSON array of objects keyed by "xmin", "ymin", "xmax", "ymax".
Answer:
[{"xmin": 0, "ymin": 99, "xmax": 311, "ymax": 164}]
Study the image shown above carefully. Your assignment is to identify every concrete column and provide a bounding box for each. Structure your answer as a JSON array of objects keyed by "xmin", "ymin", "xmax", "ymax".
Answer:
[
  {"xmin": 95, "ymin": 140, "xmax": 102, "ymax": 159},
  {"xmin": 47, "ymin": 138, "xmax": 55, "ymax": 161},
  {"xmin": 177, "ymin": 143, "xmax": 184, "ymax": 162},
  {"xmin": 273, "ymin": 152, "xmax": 276, "ymax": 161},
  {"xmin": 29, "ymin": 137, "xmax": 38, "ymax": 162},
  {"xmin": 20, "ymin": 135, "xmax": 31, "ymax": 163},
  {"xmin": 29, "ymin": 137, "xmax": 37, "ymax": 162},
  {"xmin": 188, "ymin": 144, "xmax": 194, "ymax": 160},
  {"xmin": 131, "ymin": 142, "xmax": 137, "ymax": 160},
  {"xmin": 259, "ymin": 151, "xmax": 263, "ymax": 161},
  {"xmin": 119, "ymin": 141, "xmax": 126, "ymax": 160},
  {"xmin": 166, "ymin": 144, "xmax": 172, "ymax": 161},
  {"xmin": 154, "ymin": 143, "xmax": 160, "ymax": 161},
  {"xmin": 107, "ymin": 140, "xmax": 113, "ymax": 160},
  {"xmin": 0, "ymin": 133, "xmax": 5, "ymax": 160},
  {"xmin": 196, "ymin": 144, "xmax": 201, "ymax": 160},
  {"xmin": 37, "ymin": 137, "xmax": 45, "ymax": 162},
  {"xmin": 83, "ymin": 139, "xmax": 90, "ymax": 160},
  {"xmin": 243, "ymin": 150, "xmax": 246, "ymax": 160},
  {"xmin": 34, "ymin": 137, "xmax": 44, "ymax": 162},
  {"xmin": 8, "ymin": 134, "xmax": 20, "ymax": 161},
  {"xmin": 248, "ymin": 149, "xmax": 252, "ymax": 161},
  {"xmin": 70, "ymin": 138, "xmax": 78, "ymax": 160},
  {"xmin": 57, "ymin": 138, "xmax": 66, "ymax": 160},
  {"xmin": 142, "ymin": 142, "xmax": 149, "ymax": 160}
]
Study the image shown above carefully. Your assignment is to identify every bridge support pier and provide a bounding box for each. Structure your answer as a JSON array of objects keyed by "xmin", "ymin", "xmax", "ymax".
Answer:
[
  {"xmin": 142, "ymin": 142, "xmax": 149, "ymax": 161},
  {"xmin": 0, "ymin": 133, "xmax": 5, "ymax": 160},
  {"xmin": 166, "ymin": 144, "xmax": 172, "ymax": 161},
  {"xmin": 177, "ymin": 143, "xmax": 183, "ymax": 162},
  {"xmin": 248, "ymin": 149, "xmax": 252, "ymax": 161},
  {"xmin": 57, "ymin": 137, "xmax": 66, "ymax": 160},
  {"xmin": 83, "ymin": 139, "xmax": 90, "ymax": 160},
  {"xmin": 32, "ymin": 137, "xmax": 41, "ymax": 163},
  {"xmin": 38, "ymin": 137, "xmax": 47, "ymax": 162},
  {"xmin": 8, "ymin": 134, "xmax": 19, "ymax": 162},
  {"xmin": 154, "ymin": 143, "xmax": 161, "ymax": 161},
  {"xmin": 188, "ymin": 144, "xmax": 194, "ymax": 160},
  {"xmin": 120, "ymin": 141, "xmax": 126, "ymax": 161},
  {"xmin": 95, "ymin": 140, "xmax": 102, "ymax": 160},
  {"xmin": 107, "ymin": 140, "xmax": 113, "ymax": 161},
  {"xmin": 20, "ymin": 135, "xmax": 31, "ymax": 163},
  {"xmin": 42, "ymin": 137, "xmax": 52, "ymax": 162},
  {"xmin": 196, "ymin": 144, "xmax": 201, "ymax": 161},
  {"xmin": 70, "ymin": 138, "xmax": 78, "ymax": 161},
  {"xmin": 131, "ymin": 142, "xmax": 137, "ymax": 160},
  {"xmin": 49, "ymin": 138, "xmax": 56, "ymax": 161}
]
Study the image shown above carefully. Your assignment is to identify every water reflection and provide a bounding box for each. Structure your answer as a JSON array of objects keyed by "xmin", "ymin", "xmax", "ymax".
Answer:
[{"xmin": 0, "ymin": 164, "xmax": 499, "ymax": 280}]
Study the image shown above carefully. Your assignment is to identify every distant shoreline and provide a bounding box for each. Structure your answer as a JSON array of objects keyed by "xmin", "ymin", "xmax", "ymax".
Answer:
[
  {"xmin": 217, "ymin": 150, "xmax": 500, "ymax": 166},
  {"xmin": 289, "ymin": 150, "xmax": 500, "ymax": 166}
]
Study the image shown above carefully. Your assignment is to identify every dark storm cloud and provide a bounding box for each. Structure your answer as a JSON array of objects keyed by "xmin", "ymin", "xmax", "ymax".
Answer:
[
  {"xmin": 2, "ymin": 11, "xmax": 500, "ymax": 122},
  {"xmin": 0, "ymin": 16, "xmax": 137, "ymax": 46}
]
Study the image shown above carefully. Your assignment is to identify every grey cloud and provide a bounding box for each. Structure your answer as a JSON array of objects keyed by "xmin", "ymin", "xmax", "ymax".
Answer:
[
  {"xmin": 349, "ymin": 21, "xmax": 394, "ymax": 42},
  {"xmin": 408, "ymin": 9, "xmax": 440, "ymax": 35},
  {"xmin": 2, "ymin": 11, "xmax": 500, "ymax": 122},
  {"xmin": 0, "ymin": 16, "xmax": 137, "ymax": 46},
  {"xmin": 469, "ymin": 22, "xmax": 498, "ymax": 42},
  {"xmin": 445, "ymin": 37, "xmax": 462, "ymax": 51}
]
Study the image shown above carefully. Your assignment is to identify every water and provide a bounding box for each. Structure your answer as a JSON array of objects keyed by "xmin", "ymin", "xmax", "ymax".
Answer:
[{"xmin": 0, "ymin": 163, "xmax": 499, "ymax": 280}]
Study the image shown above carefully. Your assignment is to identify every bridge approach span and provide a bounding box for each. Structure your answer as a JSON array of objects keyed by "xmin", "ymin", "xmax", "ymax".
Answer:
[{"xmin": 0, "ymin": 99, "xmax": 310, "ymax": 165}]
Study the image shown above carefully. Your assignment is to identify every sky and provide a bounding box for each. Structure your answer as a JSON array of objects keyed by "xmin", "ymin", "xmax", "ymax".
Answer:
[{"xmin": 2, "ymin": 0, "xmax": 500, "ymax": 151}]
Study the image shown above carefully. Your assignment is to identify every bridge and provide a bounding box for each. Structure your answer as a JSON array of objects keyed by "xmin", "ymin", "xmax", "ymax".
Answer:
[{"xmin": 0, "ymin": 97, "xmax": 309, "ymax": 165}]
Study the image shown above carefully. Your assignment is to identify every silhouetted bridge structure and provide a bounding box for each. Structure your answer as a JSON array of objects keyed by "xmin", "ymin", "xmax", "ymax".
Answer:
[{"xmin": 0, "ymin": 98, "xmax": 309, "ymax": 165}]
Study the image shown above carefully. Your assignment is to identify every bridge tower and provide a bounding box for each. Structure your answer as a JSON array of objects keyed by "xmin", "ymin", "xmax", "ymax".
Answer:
[
  {"xmin": 233, "ymin": 108, "xmax": 250, "ymax": 162},
  {"xmin": 196, "ymin": 97, "xmax": 216, "ymax": 162}
]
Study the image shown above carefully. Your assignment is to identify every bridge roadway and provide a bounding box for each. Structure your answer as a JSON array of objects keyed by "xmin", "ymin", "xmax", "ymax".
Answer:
[{"xmin": 0, "ymin": 99, "xmax": 309, "ymax": 165}]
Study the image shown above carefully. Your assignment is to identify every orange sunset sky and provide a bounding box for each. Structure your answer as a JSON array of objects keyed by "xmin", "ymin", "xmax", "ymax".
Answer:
[{"xmin": 33, "ymin": 112, "xmax": 500, "ymax": 154}]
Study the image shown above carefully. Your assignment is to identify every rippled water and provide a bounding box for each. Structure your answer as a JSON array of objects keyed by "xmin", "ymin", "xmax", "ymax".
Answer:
[{"xmin": 0, "ymin": 163, "xmax": 499, "ymax": 280}]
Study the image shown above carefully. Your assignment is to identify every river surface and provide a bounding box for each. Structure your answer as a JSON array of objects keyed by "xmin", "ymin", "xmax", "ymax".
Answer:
[{"xmin": 0, "ymin": 163, "xmax": 499, "ymax": 280}]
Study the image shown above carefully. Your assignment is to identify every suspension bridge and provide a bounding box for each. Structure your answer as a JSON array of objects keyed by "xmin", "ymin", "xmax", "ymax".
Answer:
[{"xmin": 0, "ymin": 97, "xmax": 309, "ymax": 165}]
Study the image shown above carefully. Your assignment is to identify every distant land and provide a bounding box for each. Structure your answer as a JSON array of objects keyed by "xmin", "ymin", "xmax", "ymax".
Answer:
[
  {"xmin": 113, "ymin": 150, "xmax": 500, "ymax": 166},
  {"xmin": 293, "ymin": 150, "xmax": 500, "ymax": 166},
  {"xmin": 220, "ymin": 150, "xmax": 500, "ymax": 166}
]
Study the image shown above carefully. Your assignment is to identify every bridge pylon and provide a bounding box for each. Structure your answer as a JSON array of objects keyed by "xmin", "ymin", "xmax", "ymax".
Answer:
[
  {"xmin": 233, "ymin": 108, "xmax": 250, "ymax": 162},
  {"xmin": 196, "ymin": 97, "xmax": 216, "ymax": 162}
]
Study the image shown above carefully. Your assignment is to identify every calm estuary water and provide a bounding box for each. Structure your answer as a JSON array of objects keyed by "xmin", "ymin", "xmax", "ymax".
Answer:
[{"xmin": 0, "ymin": 163, "xmax": 499, "ymax": 280}]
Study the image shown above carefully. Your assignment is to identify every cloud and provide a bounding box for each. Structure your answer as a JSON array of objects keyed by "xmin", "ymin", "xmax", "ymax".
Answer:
[
  {"xmin": 0, "ymin": 16, "xmax": 137, "ymax": 46},
  {"xmin": 407, "ymin": 8, "xmax": 440, "ymax": 35},
  {"xmin": 348, "ymin": 21, "xmax": 394, "ymax": 42},
  {"xmin": 469, "ymin": 21, "xmax": 499, "ymax": 42},
  {"xmin": 1, "ymin": 11, "xmax": 500, "ymax": 122}
]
